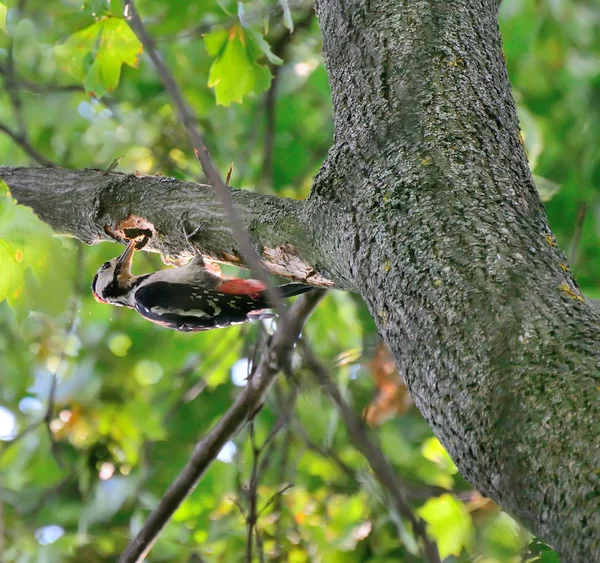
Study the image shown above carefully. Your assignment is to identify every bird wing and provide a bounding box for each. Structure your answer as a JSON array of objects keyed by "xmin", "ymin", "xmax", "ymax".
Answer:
[{"xmin": 133, "ymin": 281, "xmax": 273, "ymax": 332}]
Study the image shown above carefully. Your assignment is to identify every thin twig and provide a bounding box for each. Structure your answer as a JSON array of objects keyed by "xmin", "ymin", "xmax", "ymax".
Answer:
[
  {"xmin": 259, "ymin": 483, "xmax": 294, "ymax": 516},
  {"xmin": 163, "ymin": 335, "xmax": 239, "ymax": 421},
  {"xmin": 44, "ymin": 243, "xmax": 85, "ymax": 468},
  {"xmin": 123, "ymin": 0, "xmax": 286, "ymax": 319},
  {"xmin": 173, "ymin": 0, "xmax": 314, "ymax": 42},
  {"xmin": 238, "ymin": 383, "xmax": 297, "ymax": 561},
  {"xmin": 0, "ymin": 418, "xmax": 42, "ymax": 460},
  {"xmin": 293, "ymin": 420, "xmax": 357, "ymax": 481},
  {"xmin": 0, "ymin": 4, "xmax": 56, "ymax": 169},
  {"xmin": 262, "ymin": 9, "xmax": 315, "ymax": 193},
  {"xmin": 255, "ymin": 524, "xmax": 266, "ymax": 563},
  {"xmin": 299, "ymin": 340, "xmax": 442, "ymax": 563},
  {"xmin": 43, "ymin": 370, "xmax": 62, "ymax": 468},
  {"xmin": 21, "ymin": 471, "xmax": 77, "ymax": 515},
  {"xmin": 0, "ymin": 123, "xmax": 55, "ymax": 167},
  {"xmin": 245, "ymin": 420, "xmax": 261, "ymax": 563},
  {"xmin": 119, "ymin": 290, "xmax": 326, "ymax": 563},
  {"xmin": 256, "ymin": 388, "xmax": 297, "ymax": 479},
  {"xmin": 0, "ymin": 63, "xmax": 84, "ymax": 94},
  {"xmin": 241, "ymin": 383, "xmax": 294, "ymax": 562}
]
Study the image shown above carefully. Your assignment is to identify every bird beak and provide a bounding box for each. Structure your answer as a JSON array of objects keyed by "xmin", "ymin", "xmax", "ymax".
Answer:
[{"xmin": 115, "ymin": 239, "xmax": 137, "ymax": 274}]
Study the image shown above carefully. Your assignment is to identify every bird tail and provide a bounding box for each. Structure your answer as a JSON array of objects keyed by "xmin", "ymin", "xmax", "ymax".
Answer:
[
  {"xmin": 247, "ymin": 311, "xmax": 277, "ymax": 320},
  {"xmin": 277, "ymin": 283, "xmax": 316, "ymax": 299}
]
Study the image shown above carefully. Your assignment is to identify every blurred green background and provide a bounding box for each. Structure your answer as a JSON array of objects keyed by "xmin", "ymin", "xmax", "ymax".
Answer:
[{"xmin": 0, "ymin": 0, "xmax": 597, "ymax": 561}]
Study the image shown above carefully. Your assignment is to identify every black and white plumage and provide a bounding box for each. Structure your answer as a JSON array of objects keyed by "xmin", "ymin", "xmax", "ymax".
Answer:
[{"xmin": 91, "ymin": 239, "xmax": 314, "ymax": 332}]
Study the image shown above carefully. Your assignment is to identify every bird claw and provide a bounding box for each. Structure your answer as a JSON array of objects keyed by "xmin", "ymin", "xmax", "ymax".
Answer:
[{"xmin": 179, "ymin": 212, "xmax": 205, "ymax": 254}]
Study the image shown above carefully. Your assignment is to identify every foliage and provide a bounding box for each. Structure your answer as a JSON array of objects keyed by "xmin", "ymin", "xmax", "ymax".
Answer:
[
  {"xmin": 0, "ymin": 0, "xmax": 598, "ymax": 561},
  {"xmin": 53, "ymin": 17, "xmax": 142, "ymax": 98},
  {"xmin": 204, "ymin": 25, "xmax": 274, "ymax": 106}
]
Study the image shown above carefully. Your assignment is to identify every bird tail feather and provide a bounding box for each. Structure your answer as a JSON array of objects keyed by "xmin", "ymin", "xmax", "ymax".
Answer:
[{"xmin": 277, "ymin": 283, "xmax": 316, "ymax": 299}]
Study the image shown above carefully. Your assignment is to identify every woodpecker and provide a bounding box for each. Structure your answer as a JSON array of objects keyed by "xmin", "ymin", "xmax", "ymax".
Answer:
[{"xmin": 91, "ymin": 237, "xmax": 315, "ymax": 332}]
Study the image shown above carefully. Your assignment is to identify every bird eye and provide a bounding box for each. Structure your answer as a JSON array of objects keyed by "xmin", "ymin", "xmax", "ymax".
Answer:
[{"xmin": 101, "ymin": 262, "xmax": 111, "ymax": 270}]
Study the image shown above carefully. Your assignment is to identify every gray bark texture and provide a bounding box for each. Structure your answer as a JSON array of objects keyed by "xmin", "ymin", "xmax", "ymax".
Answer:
[
  {"xmin": 0, "ymin": 0, "xmax": 598, "ymax": 560},
  {"xmin": 309, "ymin": 0, "xmax": 600, "ymax": 560}
]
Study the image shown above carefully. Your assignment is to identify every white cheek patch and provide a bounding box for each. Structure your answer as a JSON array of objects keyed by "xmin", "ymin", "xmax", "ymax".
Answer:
[{"xmin": 96, "ymin": 273, "xmax": 111, "ymax": 295}]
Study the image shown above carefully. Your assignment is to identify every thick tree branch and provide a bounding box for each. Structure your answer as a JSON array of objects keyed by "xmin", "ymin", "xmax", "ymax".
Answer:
[
  {"xmin": 119, "ymin": 290, "xmax": 326, "ymax": 563},
  {"xmin": 0, "ymin": 166, "xmax": 336, "ymax": 288}
]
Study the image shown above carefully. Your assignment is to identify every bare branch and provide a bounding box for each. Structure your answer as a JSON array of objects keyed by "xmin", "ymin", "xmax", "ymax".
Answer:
[
  {"xmin": 244, "ymin": 421, "xmax": 261, "ymax": 563},
  {"xmin": 0, "ymin": 15, "xmax": 57, "ymax": 169},
  {"xmin": 0, "ymin": 167, "xmax": 337, "ymax": 289},
  {"xmin": 262, "ymin": 9, "xmax": 315, "ymax": 193},
  {"xmin": 119, "ymin": 290, "xmax": 326, "ymax": 563},
  {"xmin": 259, "ymin": 483, "xmax": 294, "ymax": 516},
  {"xmin": 0, "ymin": 416, "xmax": 45, "ymax": 460},
  {"xmin": 299, "ymin": 340, "xmax": 442, "ymax": 563},
  {"xmin": 0, "ymin": 123, "xmax": 55, "ymax": 168}
]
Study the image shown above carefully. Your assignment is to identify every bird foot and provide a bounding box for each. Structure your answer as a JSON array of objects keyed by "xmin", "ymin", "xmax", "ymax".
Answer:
[{"xmin": 179, "ymin": 212, "xmax": 205, "ymax": 255}]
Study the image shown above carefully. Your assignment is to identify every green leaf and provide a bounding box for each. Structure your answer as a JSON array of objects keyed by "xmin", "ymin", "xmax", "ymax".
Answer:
[
  {"xmin": 527, "ymin": 538, "xmax": 561, "ymax": 562},
  {"xmin": 0, "ymin": 2, "xmax": 7, "ymax": 35},
  {"xmin": 279, "ymin": 0, "xmax": 294, "ymax": 31},
  {"xmin": 421, "ymin": 436, "xmax": 458, "ymax": 475},
  {"xmin": 204, "ymin": 26, "xmax": 229, "ymax": 57},
  {"xmin": 418, "ymin": 494, "xmax": 474, "ymax": 559},
  {"xmin": 54, "ymin": 17, "xmax": 142, "ymax": 97},
  {"xmin": 0, "ymin": 240, "xmax": 24, "ymax": 302},
  {"xmin": 204, "ymin": 24, "xmax": 272, "ymax": 106},
  {"xmin": 83, "ymin": 0, "xmax": 111, "ymax": 18},
  {"xmin": 54, "ymin": 23, "xmax": 102, "ymax": 83},
  {"xmin": 0, "ymin": 185, "xmax": 73, "ymax": 315},
  {"xmin": 249, "ymin": 29, "xmax": 283, "ymax": 65},
  {"xmin": 0, "ymin": 190, "xmax": 38, "ymax": 303},
  {"xmin": 379, "ymin": 424, "xmax": 413, "ymax": 467}
]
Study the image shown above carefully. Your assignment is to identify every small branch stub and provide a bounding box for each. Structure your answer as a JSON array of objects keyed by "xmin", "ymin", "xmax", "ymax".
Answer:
[{"xmin": 262, "ymin": 244, "xmax": 335, "ymax": 287}]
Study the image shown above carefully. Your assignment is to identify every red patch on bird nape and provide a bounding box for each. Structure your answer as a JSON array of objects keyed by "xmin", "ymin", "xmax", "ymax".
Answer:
[{"xmin": 217, "ymin": 279, "xmax": 266, "ymax": 300}]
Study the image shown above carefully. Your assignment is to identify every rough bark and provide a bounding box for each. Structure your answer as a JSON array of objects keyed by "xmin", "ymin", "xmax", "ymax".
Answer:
[
  {"xmin": 0, "ymin": 167, "xmax": 334, "ymax": 288},
  {"xmin": 0, "ymin": 0, "xmax": 598, "ymax": 560},
  {"xmin": 308, "ymin": 0, "xmax": 600, "ymax": 560}
]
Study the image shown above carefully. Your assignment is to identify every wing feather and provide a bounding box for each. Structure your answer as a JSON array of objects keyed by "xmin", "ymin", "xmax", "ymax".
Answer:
[{"xmin": 133, "ymin": 281, "xmax": 272, "ymax": 332}]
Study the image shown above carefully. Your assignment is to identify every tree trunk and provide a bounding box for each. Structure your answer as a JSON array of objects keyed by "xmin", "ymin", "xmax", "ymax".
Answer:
[
  {"xmin": 308, "ymin": 0, "xmax": 600, "ymax": 560},
  {"xmin": 1, "ymin": 0, "xmax": 598, "ymax": 559}
]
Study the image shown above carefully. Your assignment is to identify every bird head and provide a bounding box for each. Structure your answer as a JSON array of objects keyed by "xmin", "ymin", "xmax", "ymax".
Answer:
[{"xmin": 91, "ymin": 239, "xmax": 138, "ymax": 307}]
